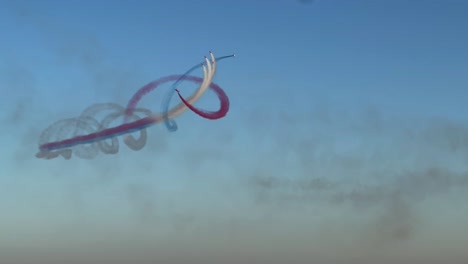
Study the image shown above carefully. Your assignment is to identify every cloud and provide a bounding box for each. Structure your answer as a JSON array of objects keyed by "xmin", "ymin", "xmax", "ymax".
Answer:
[{"xmin": 240, "ymin": 105, "xmax": 468, "ymax": 250}]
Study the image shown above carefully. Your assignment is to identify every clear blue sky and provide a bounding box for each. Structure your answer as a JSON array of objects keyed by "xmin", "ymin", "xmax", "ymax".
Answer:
[{"xmin": 1, "ymin": 1, "xmax": 468, "ymax": 263}]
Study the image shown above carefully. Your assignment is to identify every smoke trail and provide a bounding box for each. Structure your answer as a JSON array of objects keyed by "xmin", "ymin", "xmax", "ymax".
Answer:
[
  {"xmin": 161, "ymin": 53, "xmax": 235, "ymax": 131},
  {"xmin": 35, "ymin": 52, "xmax": 233, "ymax": 160},
  {"xmin": 174, "ymin": 83, "xmax": 230, "ymax": 120}
]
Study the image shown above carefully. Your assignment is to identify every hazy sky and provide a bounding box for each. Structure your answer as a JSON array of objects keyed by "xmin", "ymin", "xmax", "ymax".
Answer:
[{"xmin": 1, "ymin": 0, "xmax": 468, "ymax": 263}]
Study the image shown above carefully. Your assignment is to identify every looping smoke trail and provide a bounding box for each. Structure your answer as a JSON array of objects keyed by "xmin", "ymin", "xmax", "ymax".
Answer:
[
  {"xmin": 175, "ymin": 84, "xmax": 230, "ymax": 120},
  {"xmin": 35, "ymin": 52, "xmax": 234, "ymax": 160},
  {"xmin": 161, "ymin": 52, "xmax": 235, "ymax": 131}
]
